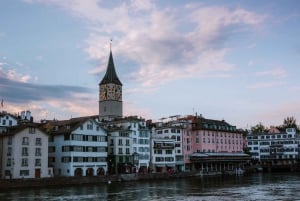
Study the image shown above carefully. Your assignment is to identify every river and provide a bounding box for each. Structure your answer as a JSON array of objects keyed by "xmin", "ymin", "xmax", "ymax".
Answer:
[{"xmin": 0, "ymin": 173, "xmax": 299, "ymax": 200}]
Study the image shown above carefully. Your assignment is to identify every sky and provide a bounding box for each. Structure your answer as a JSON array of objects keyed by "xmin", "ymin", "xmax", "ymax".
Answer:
[{"xmin": 0, "ymin": 0, "xmax": 300, "ymax": 129}]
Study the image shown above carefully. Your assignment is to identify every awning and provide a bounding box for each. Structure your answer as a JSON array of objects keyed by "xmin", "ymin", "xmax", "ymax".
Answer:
[
  {"xmin": 155, "ymin": 164, "xmax": 165, "ymax": 167},
  {"xmin": 166, "ymin": 164, "xmax": 175, "ymax": 167}
]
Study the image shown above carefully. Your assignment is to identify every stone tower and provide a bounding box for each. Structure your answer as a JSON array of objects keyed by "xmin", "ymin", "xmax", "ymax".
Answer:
[{"xmin": 99, "ymin": 49, "xmax": 123, "ymax": 120}]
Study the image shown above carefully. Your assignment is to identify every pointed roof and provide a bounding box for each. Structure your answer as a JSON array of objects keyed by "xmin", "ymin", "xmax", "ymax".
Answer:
[{"xmin": 99, "ymin": 50, "xmax": 122, "ymax": 86}]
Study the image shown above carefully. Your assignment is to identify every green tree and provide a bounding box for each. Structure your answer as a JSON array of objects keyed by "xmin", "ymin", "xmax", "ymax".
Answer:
[
  {"xmin": 251, "ymin": 122, "xmax": 267, "ymax": 134},
  {"xmin": 280, "ymin": 116, "xmax": 299, "ymax": 132},
  {"xmin": 283, "ymin": 116, "xmax": 297, "ymax": 128}
]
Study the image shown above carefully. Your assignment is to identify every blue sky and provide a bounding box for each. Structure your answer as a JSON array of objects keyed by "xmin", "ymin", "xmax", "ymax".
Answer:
[{"xmin": 0, "ymin": 0, "xmax": 300, "ymax": 128}]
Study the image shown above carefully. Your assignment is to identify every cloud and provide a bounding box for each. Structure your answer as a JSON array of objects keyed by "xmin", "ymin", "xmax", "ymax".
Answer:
[
  {"xmin": 0, "ymin": 67, "xmax": 31, "ymax": 83},
  {"xmin": 23, "ymin": 0, "xmax": 265, "ymax": 91},
  {"xmin": 255, "ymin": 67, "xmax": 288, "ymax": 78},
  {"xmin": 247, "ymin": 81, "xmax": 285, "ymax": 89},
  {"xmin": 0, "ymin": 68, "xmax": 92, "ymax": 104},
  {"xmin": 87, "ymin": 3, "xmax": 264, "ymax": 89},
  {"xmin": 0, "ymin": 66, "xmax": 95, "ymax": 121}
]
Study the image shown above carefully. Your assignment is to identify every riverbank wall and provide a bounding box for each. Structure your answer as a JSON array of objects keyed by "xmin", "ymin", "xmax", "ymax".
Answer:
[{"xmin": 0, "ymin": 171, "xmax": 213, "ymax": 190}]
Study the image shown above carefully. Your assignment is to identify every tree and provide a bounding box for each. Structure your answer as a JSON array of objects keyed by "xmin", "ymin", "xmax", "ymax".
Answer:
[
  {"xmin": 251, "ymin": 122, "xmax": 268, "ymax": 134},
  {"xmin": 283, "ymin": 116, "xmax": 297, "ymax": 129},
  {"xmin": 280, "ymin": 116, "xmax": 299, "ymax": 132}
]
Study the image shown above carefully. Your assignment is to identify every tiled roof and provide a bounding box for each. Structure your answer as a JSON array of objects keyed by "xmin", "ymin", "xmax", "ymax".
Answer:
[
  {"xmin": 40, "ymin": 115, "xmax": 99, "ymax": 135},
  {"xmin": 99, "ymin": 51, "xmax": 122, "ymax": 85},
  {"xmin": 2, "ymin": 123, "xmax": 45, "ymax": 136},
  {"xmin": 192, "ymin": 117, "xmax": 239, "ymax": 132}
]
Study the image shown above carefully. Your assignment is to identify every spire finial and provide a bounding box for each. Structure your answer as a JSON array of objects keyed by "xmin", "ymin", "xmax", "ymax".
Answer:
[{"xmin": 110, "ymin": 39, "xmax": 112, "ymax": 52}]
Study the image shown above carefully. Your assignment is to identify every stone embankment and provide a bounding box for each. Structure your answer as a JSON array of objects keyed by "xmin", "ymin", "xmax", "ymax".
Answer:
[{"xmin": 0, "ymin": 171, "xmax": 243, "ymax": 190}]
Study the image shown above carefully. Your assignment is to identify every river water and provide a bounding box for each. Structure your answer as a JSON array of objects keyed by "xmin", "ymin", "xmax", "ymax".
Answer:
[{"xmin": 1, "ymin": 173, "xmax": 300, "ymax": 201}]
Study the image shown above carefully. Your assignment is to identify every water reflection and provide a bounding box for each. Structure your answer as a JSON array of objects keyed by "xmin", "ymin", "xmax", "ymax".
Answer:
[{"xmin": 1, "ymin": 173, "xmax": 300, "ymax": 201}]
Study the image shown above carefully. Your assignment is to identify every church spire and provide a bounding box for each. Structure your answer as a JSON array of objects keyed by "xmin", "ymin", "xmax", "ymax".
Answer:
[{"xmin": 99, "ymin": 41, "xmax": 122, "ymax": 86}]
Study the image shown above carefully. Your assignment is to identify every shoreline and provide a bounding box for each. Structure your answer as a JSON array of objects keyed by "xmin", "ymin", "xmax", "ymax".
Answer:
[
  {"xmin": 0, "ymin": 171, "xmax": 233, "ymax": 190},
  {"xmin": 1, "ymin": 168, "xmax": 298, "ymax": 190}
]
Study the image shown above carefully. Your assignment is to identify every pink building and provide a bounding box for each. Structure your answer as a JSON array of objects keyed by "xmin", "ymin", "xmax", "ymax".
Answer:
[{"xmin": 182, "ymin": 115, "xmax": 246, "ymax": 171}]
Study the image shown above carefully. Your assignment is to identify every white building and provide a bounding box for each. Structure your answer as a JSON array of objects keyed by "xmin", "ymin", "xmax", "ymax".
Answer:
[
  {"xmin": 151, "ymin": 138, "xmax": 176, "ymax": 173},
  {"xmin": 0, "ymin": 124, "xmax": 50, "ymax": 179},
  {"xmin": 107, "ymin": 127, "xmax": 133, "ymax": 174},
  {"xmin": 104, "ymin": 116, "xmax": 151, "ymax": 174},
  {"xmin": 247, "ymin": 128, "xmax": 299, "ymax": 161},
  {"xmin": 44, "ymin": 117, "xmax": 108, "ymax": 177},
  {"xmin": 0, "ymin": 111, "xmax": 18, "ymax": 133},
  {"xmin": 154, "ymin": 125, "xmax": 184, "ymax": 172}
]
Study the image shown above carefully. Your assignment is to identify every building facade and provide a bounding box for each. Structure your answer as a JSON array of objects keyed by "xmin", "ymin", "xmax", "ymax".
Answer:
[
  {"xmin": 154, "ymin": 124, "xmax": 184, "ymax": 172},
  {"xmin": 1, "ymin": 124, "xmax": 50, "ymax": 179},
  {"xmin": 151, "ymin": 138, "xmax": 176, "ymax": 173},
  {"xmin": 247, "ymin": 128, "xmax": 299, "ymax": 161},
  {"xmin": 180, "ymin": 115, "xmax": 247, "ymax": 171},
  {"xmin": 44, "ymin": 117, "xmax": 108, "ymax": 177},
  {"xmin": 104, "ymin": 116, "xmax": 150, "ymax": 174}
]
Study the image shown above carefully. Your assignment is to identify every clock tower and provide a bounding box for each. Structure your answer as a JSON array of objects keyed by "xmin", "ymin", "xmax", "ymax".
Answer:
[{"xmin": 99, "ymin": 48, "xmax": 123, "ymax": 119}]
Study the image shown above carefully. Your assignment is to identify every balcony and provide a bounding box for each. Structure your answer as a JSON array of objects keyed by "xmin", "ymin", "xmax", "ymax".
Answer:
[{"xmin": 153, "ymin": 143, "xmax": 174, "ymax": 149}]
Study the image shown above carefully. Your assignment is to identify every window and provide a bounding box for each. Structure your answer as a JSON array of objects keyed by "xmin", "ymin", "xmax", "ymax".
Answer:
[
  {"xmin": 87, "ymin": 121, "xmax": 93, "ymax": 130},
  {"xmin": 118, "ymin": 139, "xmax": 123, "ymax": 145},
  {"xmin": 86, "ymin": 135, "xmax": 93, "ymax": 141},
  {"xmin": 22, "ymin": 137, "xmax": 29, "ymax": 145},
  {"xmin": 62, "ymin": 146, "xmax": 71, "ymax": 152},
  {"xmin": 155, "ymin": 157, "xmax": 164, "ymax": 162},
  {"xmin": 49, "ymin": 157, "xmax": 55, "ymax": 163},
  {"xmin": 35, "ymin": 159, "xmax": 41, "ymax": 166},
  {"xmin": 6, "ymin": 158, "xmax": 11, "ymax": 167},
  {"xmin": 97, "ymin": 136, "xmax": 106, "ymax": 142},
  {"xmin": 29, "ymin": 127, "xmax": 35, "ymax": 134},
  {"xmin": 72, "ymin": 134, "xmax": 83, "ymax": 141},
  {"xmin": 22, "ymin": 158, "xmax": 28, "ymax": 167},
  {"xmin": 166, "ymin": 150, "xmax": 172, "ymax": 154},
  {"xmin": 35, "ymin": 138, "xmax": 42, "ymax": 146},
  {"xmin": 7, "ymin": 147, "xmax": 12, "ymax": 156},
  {"xmin": 35, "ymin": 148, "xmax": 41, "ymax": 156},
  {"xmin": 9, "ymin": 120, "xmax": 12, "ymax": 126},
  {"xmin": 22, "ymin": 147, "xmax": 28, "ymax": 156},
  {"xmin": 20, "ymin": 170, "xmax": 29, "ymax": 176},
  {"xmin": 73, "ymin": 146, "xmax": 84, "ymax": 152},
  {"xmin": 95, "ymin": 157, "xmax": 106, "ymax": 162},
  {"xmin": 86, "ymin": 146, "xmax": 93, "ymax": 152},
  {"xmin": 126, "ymin": 148, "xmax": 130, "ymax": 154},
  {"xmin": 154, "ymin": 150, "xmax": 162, "ymax": 154},
  {"xmin": 61, "ymin": 157, "xmax": 71, "ymax": 163},
  {"xmin": 73, "ymin": 157, "xmax": 84, "ymax": 162},
  {"xmin": 96, "ymin": 146, "xmax": 106, "ymax": 152},
  {"xmin": 8, "ymin": 136, "xmax": 12, "ymax": 145},
  {"xmin": 118, "ymin": 148, "xmax": 123, "ymax": 154},
  {"xmin": 49, "ymin": 146, "xmax": 56, "ymax": 153},
  {"xmin": 165, "ymin": 157, "xmax": 174, "ymax": 162}
]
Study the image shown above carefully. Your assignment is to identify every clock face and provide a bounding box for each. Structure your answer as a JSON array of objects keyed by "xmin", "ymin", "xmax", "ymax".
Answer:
[
  {"xmin": 115, "ymin": 85, "xmax": 122, "ymax": 101},
  {"xmin": 100, "ymin": 85, "xmax": 108, "ymax": 100},
  {"xmin": 100, "ymin": 84, "xmax": 121, "ymax": 101}
]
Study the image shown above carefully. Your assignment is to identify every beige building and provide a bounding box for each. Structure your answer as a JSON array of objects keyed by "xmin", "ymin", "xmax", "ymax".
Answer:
[{"xmin": 1, "ymin": 124, "xmax": 50, "ymax": 179}]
